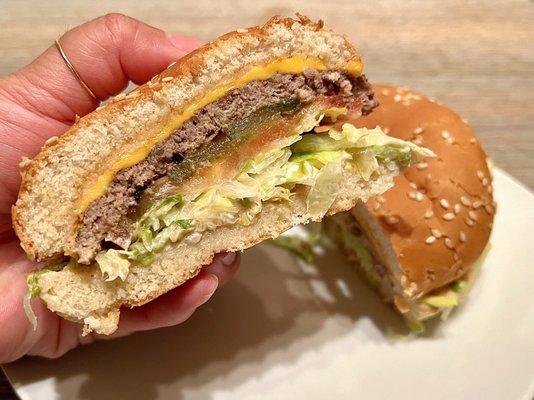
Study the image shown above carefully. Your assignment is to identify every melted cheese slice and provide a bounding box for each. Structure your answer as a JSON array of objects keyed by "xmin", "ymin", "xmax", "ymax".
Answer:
[{"xmin": 79, "ymin": 56, "xmax": 363, "ymax": 213}]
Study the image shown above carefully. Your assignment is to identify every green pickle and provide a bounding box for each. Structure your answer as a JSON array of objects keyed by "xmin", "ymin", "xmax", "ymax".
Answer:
[{"xmin": 167, "ymin": 98, "xmax": 301, "ymax": 184}]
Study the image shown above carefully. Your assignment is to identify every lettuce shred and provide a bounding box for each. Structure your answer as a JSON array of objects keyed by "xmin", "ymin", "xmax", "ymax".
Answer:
[
  {"xmin": 267, "ymin": 222, "xmax": 323, "ymax": 264},
  {"xmin": 23, "ymin": 290, "xmax": 37, "ymax": 331},
  {"xmin": 423, "ymin": 295, "xmax": 459, "ymax": 308},
  {"xmin": 95, "ymin": 249, "xmax": 131, "ymax": 282},
  {"xmin": 24, "ymin": 262, "xmax": 67, "ymax": 330},
  {"xmin": 268, "ymin": 235, "xmax": 315, "ymax": 264}
]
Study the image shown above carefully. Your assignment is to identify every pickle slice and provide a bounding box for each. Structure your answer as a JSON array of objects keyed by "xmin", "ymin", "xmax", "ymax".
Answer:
[{"xmin": 167, "ymin": 97, "xmax": 301, "ymax": 184}]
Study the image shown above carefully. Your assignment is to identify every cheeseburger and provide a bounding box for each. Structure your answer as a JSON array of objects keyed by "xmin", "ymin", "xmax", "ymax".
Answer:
[
  {"xmin": 325, "ymin": 85, "xmax": 495, "ymax": 330},
  {"xmin": 13, "ymin": 17, "xmax": 431, "ymax": 334}
]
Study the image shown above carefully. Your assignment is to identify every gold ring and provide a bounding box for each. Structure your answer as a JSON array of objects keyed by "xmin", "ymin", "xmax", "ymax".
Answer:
[{"xmin": 54, "ymin": 39, "xmax": 98, "ymax": 102}]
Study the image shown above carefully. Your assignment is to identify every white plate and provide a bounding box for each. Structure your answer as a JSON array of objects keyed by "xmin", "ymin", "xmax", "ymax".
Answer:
[{"xmin": 4, "ymin": 168, "xmax": 534, "ymax": 400}]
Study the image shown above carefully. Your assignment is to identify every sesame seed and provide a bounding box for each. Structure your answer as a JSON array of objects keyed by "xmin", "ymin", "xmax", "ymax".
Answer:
[
  {"xmin": 443, "ymin": 213, "xmax": 455, "ymax": 221},
  {"xmin": 74, "ymin": 114, "xmax": 81, "ymax": 122},
  {"xmin": 446, "ymin": 137, "xmax": 454, "ymax": 145},
  {"xmin": 460, "ymin": 196, "xmax": 471, "ymax": 206},
  {"xmin": 408, "ymin": 191, "xmax": 417, "ymax": 200},
  {"xmin": 237, "ymin": 28, "xmax": 248, "ymax": 33},
  {"xmin": 381, "ymin": 89, "xmax": 390, "ymax": 95},
  {"xmin": 393, "ymin": 94, "xmax": 402, "ymax": 102},
  {"xmin": 409, "ymin": 182, "xmax": 418, "ymax": 189},
  {"xmin": 453, "ymin": 253, "xmax": 460, "ymax": 261},
  {"xmin": 415, "ymin": 192, "xmax": 424, "ymax": 201},
  {"xmin": 470, "ymin": 138, "xmax": 477, "ymax": 144},
  {"xmin": 386, "ymin": 216, "xmax": 399, "ymax": 225},
  {"xmin": 425, "ymin": 236, "xmax": 436, "ymax": 244},
  {"xmin": 167, "ymin": 61, "xmax": 177, "ymax": 68},
  {"xmin": 383, "ymin": 127, "xmax": 391, "ymax": 134},
  {"xmin": 416, "ymin": 162, "xmax": 428, "ymax": 170},
  {"xmin": 487, "ymin": 185, "xmax": 493, "ymax": 194},
  {"xmin": 465, "ymin": 218, "xmax": 475, "ymax": 227},
  {"xmin": 424, "ymin": 210, "xmax": 434, "ymax": 219},
  {"xmin": 431, "ymin": 228, "xmax": 442, "ymax": 238},
  {"xmin": 476, "ymin": 170, "xmax": 484, "ymax": 180},
  {"xmin": 445, "ymin": 238, "xmax": 454, "ymax": 249},
  {"xmin": 162, "ymin": 76, "xmax": 173, "ymax": 82},
  {"xmin": 45, "ymin": 136, "xmax": 58, "ymax": 145},
  {"xmin": 482, "ymin": 178, "xmax": 489, "ymax": 187},
  {"xmin": 413, "ymin": 127, "xmax": 424, "ymax": 134},
  {"xmin": 441, "ymin": 130, "xmax": 451, "ymax": 139},
  {"xmin": 373, "ymin": 203, "xmax": 381, "ymax": 211},
  {"xmin": 468, "ymin": 211, "xmax": 478, "ymax": 220},
  {"xmin": 440, "ymin": 199, "xmax": 450, "ymax": 209},
  {"xmin": 472, "ymin": 201, "xmax": 483, "ymax": 209},
  {"xmin": 408, "ymin": 282, "xmax": 418, "ymax": 295},
  {"xmin": 459, "ymin": 231, "xmax": 467, "ymax": 242},
  {"xmin": 454, "ymin": 204, "xmax": 461, "ymax": 214},
  {"xmin": 412, "ymin": 137, "xmax": 423, "ymax": 145},
  {"xmin": 376, "ymin": 196, "xmax": 385, "ymax": 204},
  {"xmin": 484, "ymin": 204, "xmax": 494, "ymax": 214}
]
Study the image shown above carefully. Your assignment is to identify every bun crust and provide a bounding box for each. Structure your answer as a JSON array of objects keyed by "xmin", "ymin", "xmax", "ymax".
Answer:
[
  {"xmin": 13, "ymin": 15, "xmax": 363, "ymax": 262},
  {"xmin": 354, "ymin": 84, "xmax": 495, "ymax": 297}
]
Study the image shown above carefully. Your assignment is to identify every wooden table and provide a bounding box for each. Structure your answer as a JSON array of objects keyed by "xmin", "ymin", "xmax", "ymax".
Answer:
[{"xmin": 1, "ymin": 0, "xmax": 533, "ymax": 398}]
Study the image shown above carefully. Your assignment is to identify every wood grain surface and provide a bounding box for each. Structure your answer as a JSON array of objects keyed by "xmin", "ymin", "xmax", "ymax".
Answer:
[{"xmin": 0, "ymin": 0, "xmax": 533, "ymax": 398}]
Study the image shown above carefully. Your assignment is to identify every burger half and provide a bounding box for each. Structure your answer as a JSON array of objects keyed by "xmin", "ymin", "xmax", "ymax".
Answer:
[
  {"xmin": 324, "ymin": 85, "xmax": 495, "ymax": 331},
  {"xmin": 13, "ymin": 17, "xmax": 431, "ymax": 334}
]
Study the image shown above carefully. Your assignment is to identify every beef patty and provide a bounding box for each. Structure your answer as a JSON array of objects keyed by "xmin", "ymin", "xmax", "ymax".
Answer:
[{"xmin": 74, "ymin": 69, "xmax": 377, "ymax": 263}]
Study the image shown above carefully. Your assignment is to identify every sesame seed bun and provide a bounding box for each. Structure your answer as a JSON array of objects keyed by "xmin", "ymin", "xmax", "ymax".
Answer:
[{"xmin": 327, "ymin": 84, "xmax": 495, "ymax": 321}]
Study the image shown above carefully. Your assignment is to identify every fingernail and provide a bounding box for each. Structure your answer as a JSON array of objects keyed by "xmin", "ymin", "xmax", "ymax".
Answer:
[
  {"xmin": 221, "ymin": 252, "xmax": 237, "ymax": 266},
  {"xmin": 166, "ymin": 33, "xmax": 202, "ymax": 52},
  {"xmin": 201, "ymin": 274, "xmax": 219, "ymax": 304}
]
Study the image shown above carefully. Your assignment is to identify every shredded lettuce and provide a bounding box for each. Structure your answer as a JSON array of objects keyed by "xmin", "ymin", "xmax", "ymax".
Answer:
[
  {"xmin": 294, "ymin": 124, "xmax": 433, "ymax": 167},
  {"xmin": 452, "ymin": 280, "xmax": 468, "ymax": 293},
  {"xmin": 335, "ymin": 220, "xmax": 377, "ymax": 286},
  {"xmin": 24, "ymin": 262, "xmax": 68, "ymax": 330},
  {"xmin": 405, "ymin": 319, "xmax": 426, "ymax": 334},
  {"xmin": 267, "ymin": 223, "xmax": 323, "ymax": 263},
  {"xmin": 91, "ymin": 115, "xmax": 431, "ymax": 280},
  {"xmin": 423, "ymin": 295, "xmax": 459, "ymax": 308},
  {"xmin": 306, "ymin": 155, "xmax": 345, "ymax": 218},
  {"xmin": 95, "ymin": 249, "xmax": 130, "ymax": 282},
  {"xmin": 268, "ymin": 235, "xmax": 315, "ymax": 263},
  {"xmin": 27, "ymin": 262, "xmax": 67, "ymax": 297},
  {"xmin": 23, "ymin": 290, "xmax": 37, "ymax": 331}
]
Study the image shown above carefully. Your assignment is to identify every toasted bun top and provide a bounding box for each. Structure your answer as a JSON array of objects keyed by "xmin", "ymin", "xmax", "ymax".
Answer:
[
  {"xmin": 355, "ymin": 84, "xmax": 495, "ymax": 294},
  {"xmin": 13, "ymin": 15, "xmax": 364, "ymax": 262}
]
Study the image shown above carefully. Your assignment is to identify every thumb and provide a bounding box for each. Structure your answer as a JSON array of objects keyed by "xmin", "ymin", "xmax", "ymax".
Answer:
[{"xmin": 5, "ymin": 13, "xmax": 201, "ymax": 121}]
